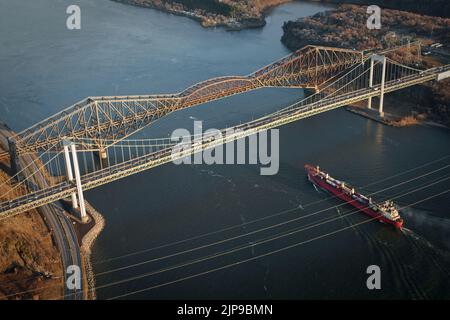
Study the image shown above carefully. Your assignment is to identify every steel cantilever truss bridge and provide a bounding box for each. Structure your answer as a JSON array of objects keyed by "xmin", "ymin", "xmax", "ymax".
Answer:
[
  {"xmin": 12, "ymin": 45, "xmax": 365, "ymax": 155},
  {"xmin": 1, "ymin": 44, "xmax": 449, "ymax": 218}
]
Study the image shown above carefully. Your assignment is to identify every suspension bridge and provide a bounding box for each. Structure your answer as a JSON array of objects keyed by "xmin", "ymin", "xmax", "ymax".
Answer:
[{"xmin": 1, "ymin": 43, "xmax": 449, "ymax": 221}]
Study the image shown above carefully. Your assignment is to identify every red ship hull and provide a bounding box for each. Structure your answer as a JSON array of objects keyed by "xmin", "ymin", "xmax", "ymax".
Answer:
[{"xmin": 305, "ymin": 165, "xmax": 403, "ymax": 229}]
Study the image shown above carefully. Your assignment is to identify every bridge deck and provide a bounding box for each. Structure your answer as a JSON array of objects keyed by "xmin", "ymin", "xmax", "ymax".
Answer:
[{"xmin": 1, "ymin": 64, "xmax": 448, "ymax": 218}]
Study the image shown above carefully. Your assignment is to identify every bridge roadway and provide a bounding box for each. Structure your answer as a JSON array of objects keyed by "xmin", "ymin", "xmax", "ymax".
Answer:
[{"xmin": 1, "ymin": 64, "xmax": 448, "ymax": 218}]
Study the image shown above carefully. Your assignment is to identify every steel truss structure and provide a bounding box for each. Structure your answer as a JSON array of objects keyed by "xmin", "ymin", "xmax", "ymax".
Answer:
[
  {"xmin": 12, "ymin": 45, "xmax": 368, "ymax": 155},
  {"xmin": 1, "ymin": 55, "xmax": 448, "ymax": 218}
]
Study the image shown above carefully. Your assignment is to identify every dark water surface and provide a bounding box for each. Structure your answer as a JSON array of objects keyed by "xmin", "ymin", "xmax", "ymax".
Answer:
[{"xmin": 1, "ymin": 0, "xmax": 449, "ymax": 299}]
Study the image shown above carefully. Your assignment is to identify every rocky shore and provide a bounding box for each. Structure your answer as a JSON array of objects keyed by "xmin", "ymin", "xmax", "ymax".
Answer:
[
  {"xmin": 281, "ymin": 4, "xmax": 450, "ymax": 127},
  {"xmin": 112, "ymin": 0, "xmax": 291, "ymax": 30},
  {"xmin": 0, "ymin": 121, "xmax": 106, "ymax": 300},
  {"xmin": 308, "ymin": 0, "xmax": 450, "ymax": 18},
  {"xmin": 81, "ymin": 201, "xmax": 105, "ymax": 300},
  {"xmin": 0, "ymin": 124, "xmax": 63, "ymax": 300},
  {"xmin": 281, "ymin": 4, "xmax": 450, "ymax": 51}
]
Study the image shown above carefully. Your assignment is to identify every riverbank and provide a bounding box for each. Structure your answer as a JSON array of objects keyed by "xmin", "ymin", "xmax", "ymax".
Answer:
[
  {"xmin": 61, "ymin": 200, "xmax": 105, "ymax": 300},
  {"xmin": 344, "ymin": 85, "xmax": 450, "ymax": 129},
  {"xmin": 346, "ymin": 105, "xmax": 419, "ymax": 127},
  {"xmin": 281, "ymin": 4, "xmax": 450, "ymax": 127},
  {"xmin": 346, "ymin": 104, "xmax": 450, "ymax": 129},
  {"xmin": 81, "ymin": 202, "xmax": 105, "ymax": 300},
  {"xmin": 112, "ymin": 0, "xmax": 291, "ymax": 30},
  {"xmin": 0, "ymin": 121, "xmax": 105, "ymax": 300},
  {"xmin": 308, "ymin": 0, "xmax": 450, "ymax": 18},
  {"xmin": 281, "ymin": 4, "xmax": 450, "ymax": 51},
  {"xmin": 0, "ymin": 125, "xmax": 63, "ymax": 300}
]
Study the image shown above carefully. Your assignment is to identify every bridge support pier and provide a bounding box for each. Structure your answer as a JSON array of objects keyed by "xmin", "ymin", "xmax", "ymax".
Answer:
[
  {"xmin": 378, "ymin": 55, "xmax": 386, "ymax": 118},
  {"xmin": 63, "ymin": 139, "xmax": 78, "ymax": 209},
  {"xmin": 369, "ymin": 54, "xmax": 387, "ymax": 117},
  {"xmin": 71, "ymin": 143, "xmax": 88, "ymax": 223},
  {"xmin": 7, "ymin": 137, "xmax": 21, "ymax": 178},
  {"xmin": 314, "ymin": 86, "xmax": 320, "ymax": 94},
  {"xmin": 62, "ymin": 139, "xmax": 88, "ymax": 223},
  {"xmin": 368, "ymin": 58, "xmax": 374, "ymax": 110},
  {"xmin": 99, "ymin": 148, "xmax": 108, "ymax": 168},
  {"xmin": 93, "ymin": 148, "xmax": 108, "ymax": 169}
]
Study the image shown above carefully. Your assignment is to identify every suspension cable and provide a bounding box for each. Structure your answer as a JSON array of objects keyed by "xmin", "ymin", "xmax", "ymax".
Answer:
[
  {"xmin": 107, "ymin": 188, "xmax": 450, "ymax": 300},
  {"xmin": 3, "ymin": 166, "xmax": 448, "ymax": 300}
]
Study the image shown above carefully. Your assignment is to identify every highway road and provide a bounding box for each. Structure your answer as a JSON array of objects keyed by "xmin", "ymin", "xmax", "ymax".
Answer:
[{"xmin": 0, "ymin": 123, "xmax": 84, "ymax": 300}]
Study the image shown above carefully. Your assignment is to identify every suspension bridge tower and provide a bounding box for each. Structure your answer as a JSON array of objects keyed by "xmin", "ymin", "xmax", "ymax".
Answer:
[
  {"xmin": 63, "ymin": 138, "xmax": 88, "ymax": 223},
  {"xmin": 367, "ymin": 54, "xmax": 387, "ymax": 117}
]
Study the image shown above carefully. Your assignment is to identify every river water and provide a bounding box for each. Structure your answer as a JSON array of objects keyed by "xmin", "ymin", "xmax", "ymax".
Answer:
[{"xmin": 1, "ymin": 0, "xmax": 450, "ymax": 299}]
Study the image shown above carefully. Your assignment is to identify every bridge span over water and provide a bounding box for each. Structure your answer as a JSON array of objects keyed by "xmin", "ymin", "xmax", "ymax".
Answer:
[{"xmin": 1, "ymin": 43, "xmax": 449, "ymax": 220}]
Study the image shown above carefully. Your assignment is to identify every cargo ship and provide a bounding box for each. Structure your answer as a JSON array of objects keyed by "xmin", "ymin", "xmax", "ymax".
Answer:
[{"xmin": 305, "ymin": 164, "xmax": 403, "ymax": 229}]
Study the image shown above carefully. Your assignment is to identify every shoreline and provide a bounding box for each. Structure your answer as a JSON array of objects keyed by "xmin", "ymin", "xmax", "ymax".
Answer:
[
  {"xmin": 112, "ymin": 0, "xmax": 291, "ymax": 31},
  {"xmin": 346, "ymin": 104, "xmax": 450, "ymax": 129},
  {"xmin": 81, "ymin": 201, "xmax": 105, "ymax": 300},
  {"xmin": 0, "ymin": 122, "xmax": 64, "ymax": 300},
  {"xmin": 0, "ymin": 120, "xmax": 105, "ymax": 300},
  {"xmin": 345, "ymin": 105, "xmax": 418, "ymax": 127},
  {"xmin": 281, "ymin": 4, "xmax": 450, "ymax": 127}
]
